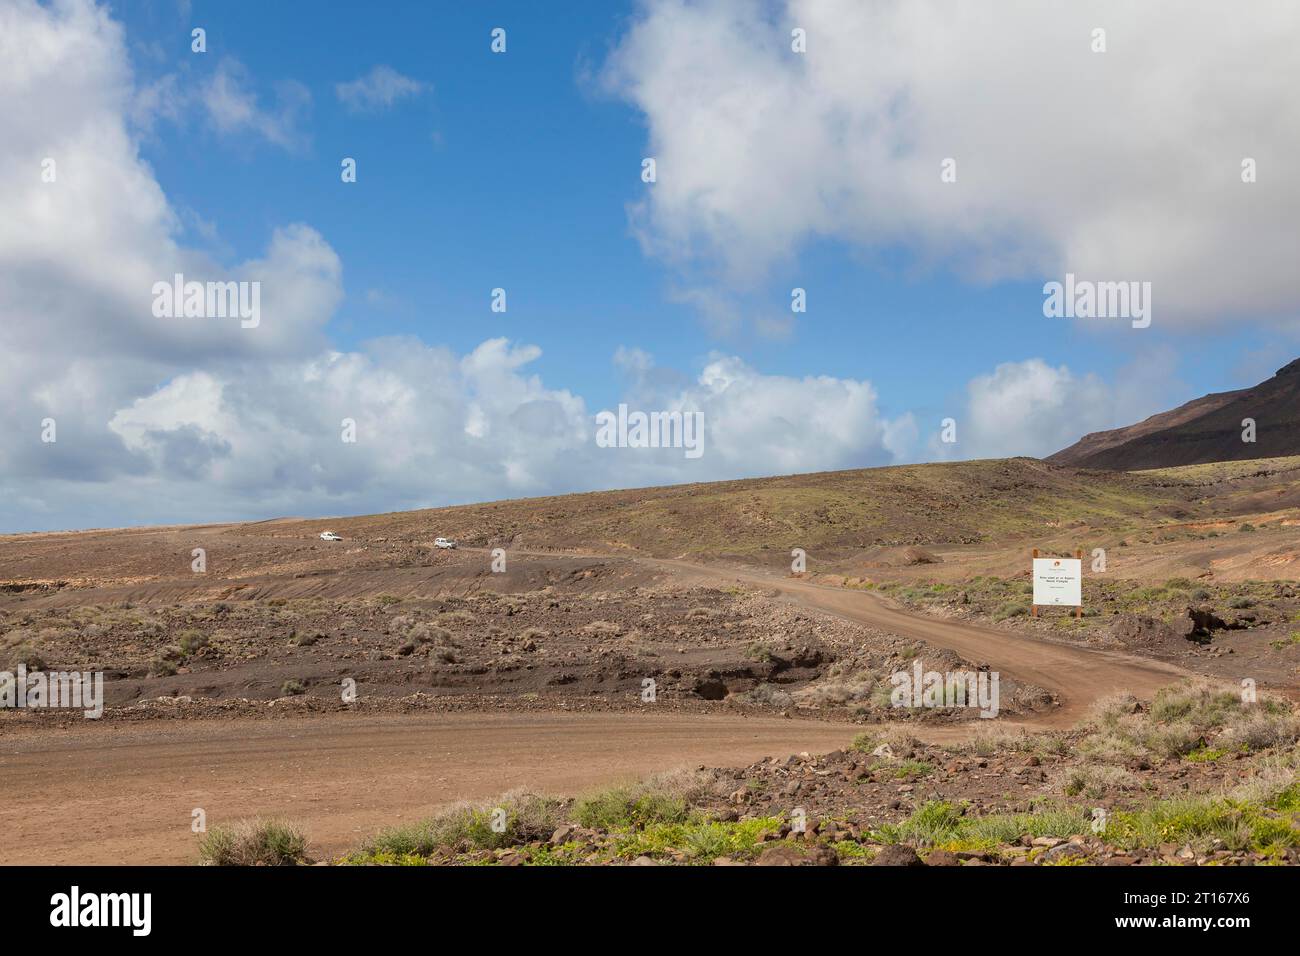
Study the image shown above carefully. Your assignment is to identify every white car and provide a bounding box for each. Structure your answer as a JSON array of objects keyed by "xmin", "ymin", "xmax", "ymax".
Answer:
[
  {"xmin": 433, "ymin": 537, "xmax": 456, "ymax": 549},
  {"xmin": 319, "ymin": 531, "xmax": 343, "ymax": 542}
]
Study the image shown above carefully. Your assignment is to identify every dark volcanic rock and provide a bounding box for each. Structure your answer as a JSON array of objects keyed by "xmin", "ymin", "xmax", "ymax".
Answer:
[
  {"xmin": 1108, "ymin": 614, "xmax": 1185, "ymax": 647},
  {"xmin": 1187, "ymin": 605, "xmax": 1228, "ymax": 637},
  {"xmin": 872, "ymin": 844, "xmax": 923, "ymax": 867}
]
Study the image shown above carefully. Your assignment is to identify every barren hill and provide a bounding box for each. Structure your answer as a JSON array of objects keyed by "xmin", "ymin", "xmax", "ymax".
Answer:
[
  {"xmin": 0, "ymin": 458, "xmax": 1186, "ymax": 588},
  {"xmin": 1050, "ymin": 359, "xmax": 1300, "ymax": 470},
  {"xmin": 227, "ymin": 457, "xmax": 1184, "ymax": 563}
]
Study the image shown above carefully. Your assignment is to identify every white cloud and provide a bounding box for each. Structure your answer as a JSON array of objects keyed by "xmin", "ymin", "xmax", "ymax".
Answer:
[
  {"xmin": 336, "ymin": 65, "xmax": 427, "ymax": 113},
  {"xmin": 0, "ymin": 1, "xmax": 333, "ymax": 515},
  {"xmin": 201, "ymin": 58, "xmax": 311, "ymax": 150},
  {"xmin": 945, "ymin": 360, "xmax": 1115, "ymax": 460},
  {"xmin": 95, "ymin": 344, "xmax": 914, "ymax": 523},
  {"xmin": 0, "ymin": 0, "xmax": 922, "ymax": 531},
  {"xmin": 933, "ymin": 353, "xmax": 1185, "ymax": 461},
  {"xmin": 603, "ymin": 0, "xmax": 1300, "ymax": 326},
  {"xmin": 611, "ymin": 352, "xmax": 913, "ymax": 481},
  {"xmin": 2, "ymin": 0, "xmax": 1214, "ymax": 534}
]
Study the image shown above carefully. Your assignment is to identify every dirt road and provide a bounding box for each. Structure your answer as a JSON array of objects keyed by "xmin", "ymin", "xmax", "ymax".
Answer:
[
  {"xmin": 0, "ymin": 712, "xmax": 857, "ymax": 865},
  {"xmin": 0, "ymin": 553, "xmax": 1196, "ymax": 866},
  {"xmin": 655, "ymin": 559, "xmax": 1191, "ymax": 727}
]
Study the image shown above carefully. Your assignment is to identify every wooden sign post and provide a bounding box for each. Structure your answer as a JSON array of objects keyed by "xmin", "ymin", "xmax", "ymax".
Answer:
[{"xmin": 1031, "ymin": 548, "xmax": 1083, "ymax": 619}]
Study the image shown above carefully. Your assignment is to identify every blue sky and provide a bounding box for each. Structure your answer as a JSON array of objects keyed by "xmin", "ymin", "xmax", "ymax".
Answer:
[
  {"xmin": 129, "ymin": 1, "xmax": 700, "ymax": 414},
  {"xmin": 3, "ymin": 0, "xmax": 1298, "ymax": 530},
  {"xmin": 121, "ymin": 0, "xmax": 1292, "ymax": 417}
]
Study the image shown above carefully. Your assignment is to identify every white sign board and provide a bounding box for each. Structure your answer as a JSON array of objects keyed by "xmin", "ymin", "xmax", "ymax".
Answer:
[{"xmin": 1033, "ymin": 557, "xmax": 1082, "ymax": 607}]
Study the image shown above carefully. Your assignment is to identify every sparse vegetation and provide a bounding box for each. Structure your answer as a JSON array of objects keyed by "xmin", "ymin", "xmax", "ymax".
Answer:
[
  {"xmin": 198, "ymin": 819, "xmax": 310, "ymax": 866},
  {"xmin": 5, "ymin": 645, "xmax": 46, "ymax": 670},
  {"xmin": 148, "ymin": 655, "xmax": 178, "ymax": 677},
  {"xmin": 349, "ymin": 792, "xmax": 565, "ymax": 861},
  {"xmin": 1079, "ymin": 683, "xmax": 1299, "ymax": 762},
  {"xmin": 574, "ymin": 770, "xmax": 716, "ymax": 830},
  {"xmin": 612, "ymin": 816, "xmax": 782, "ymax": 862},
  {"xmin": 177, "ymin": 629, "xmax": 209, "ymax": 656}
]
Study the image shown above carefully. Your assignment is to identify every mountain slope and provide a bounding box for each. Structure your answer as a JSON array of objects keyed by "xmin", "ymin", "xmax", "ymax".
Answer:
[
  {"xmin": 228, "ymin": 457, "xmax": 1184, "ymax": 560},
  {"xmin": 1050, "ymin": 359, "xmax": 1300, "ymax": 471}
]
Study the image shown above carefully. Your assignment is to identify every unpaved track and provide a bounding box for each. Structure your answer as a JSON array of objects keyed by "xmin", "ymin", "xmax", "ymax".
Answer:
[
  {"xmin": 0, "ymin": 712, "xmax": 858, "ymax": 865},
  {"xmin": 653, "ymin": 559, "xmax": 1193, "ymax": 728},
  {"xmin": 0, "ymin": 554, "xmax": 1196, "ymax": 866}
]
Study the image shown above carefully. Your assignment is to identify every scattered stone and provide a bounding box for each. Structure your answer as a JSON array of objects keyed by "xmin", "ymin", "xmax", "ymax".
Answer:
[
  {"xmin": 924, "ymin": 849, "xmax": 960, "ymax": 866},
  {"xmin": 871, "ymin": 844, "xmax": 923, "ymax": 867},
  {"xmin": 1040, "ymin": 843, "xmax": 1086, "ymax": 864},
  {"xmin": 756, "ymin": 843, "xmax": 838, "ymax": 866}
]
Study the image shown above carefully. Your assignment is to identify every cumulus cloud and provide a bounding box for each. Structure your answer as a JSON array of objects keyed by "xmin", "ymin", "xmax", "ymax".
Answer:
[
  {"xmin": 2, "ymin": 0, "xmax": 1208, "ymax": 534},
  {"xmin": 606, "ymin": 351, "xmax": 914, "ymax": 482},
  {"xmin": 932, "ymin": 353, "xmax": 1184, "ymax": 461},
  {"xmin": 603, "ymin": 0, "xmax": 1300, "ymax": 325},
  {"xmin": 943, "ymin": 360, "xmax": 1116, "ymax": 460},
  {"xmin": 0, "ymin": 1, "xmax": 331, "ymax": 519},
  {"xmin": 0, "ymin": 0, "xmax": 925, "ymax": 531},
  {"xmin": 335, "ymin": 65, "xmax": 427, "ymax": 113},
  {"xmin": 91, "ymin": 341, "xmax": 917, "ymax": 523}
]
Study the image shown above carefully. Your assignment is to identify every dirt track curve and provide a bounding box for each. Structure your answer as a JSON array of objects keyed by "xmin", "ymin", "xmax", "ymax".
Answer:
[
  {"xmin": 656, "ymin": 558, "xmax": 1191, "ymax": 729},
  {"xmin": 0, "ymin": 555, "xmax": 1194, "ymax": 865}
]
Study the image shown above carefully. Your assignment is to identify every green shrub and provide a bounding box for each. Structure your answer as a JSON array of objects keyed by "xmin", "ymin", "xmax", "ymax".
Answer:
[
  {"xmin": 850, "ymin": 732, "xmax": 878, "ymax": 753},
  {"xmin": 614, "ymin": 817, "xmax": 781, "ymax": 861},
  {"xmin": 1060, "ymin": 764, "xmax": 1138, "ymax": 798},
  {"xmin": 178, "ymin": 630, "xmax": 209, "ymax": 656},
  {"xmin": 575, "ymin": 788, "xmax": 689, "ymax": 830},
  {"xmin": 356, "ymin": 792, "xmax": 564, "ymax": 859},
  {"xmin": 995, "ymin": 602, "xmax": 1028, "ymax": 620},
  {"xmin": 1082, "ymin": 681, "xmax": 1298, "ymax": 762},
  {"xmin": 199, "ymin": 819, "xmax": 310, "ymax": 866},
  {"xmin": 148, "ymin": 656, "xmax": 178, "ymax": 677}
]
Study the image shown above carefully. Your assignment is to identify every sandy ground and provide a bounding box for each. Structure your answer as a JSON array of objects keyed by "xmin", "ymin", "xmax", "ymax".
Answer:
[
  {"xmin": 658, "ymin": 558, "xmax": 1192, "ymax": 727},
  {"xmin": 0, "ymin": 556, "xmax": 1202, "ymax": 865},
  {"xmin": 0, "ymin": 712, "xmax": 856, "ymax": 865},
  {"xmin": 6, "ymin": 461, "xmax": 1300, "ymax": 866}
]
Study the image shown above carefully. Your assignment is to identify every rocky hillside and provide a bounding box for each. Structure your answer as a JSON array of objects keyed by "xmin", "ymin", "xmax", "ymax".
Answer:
[{"xmin": 1051, "ymin": 359, "xmax": 1300, "ymax": 471}]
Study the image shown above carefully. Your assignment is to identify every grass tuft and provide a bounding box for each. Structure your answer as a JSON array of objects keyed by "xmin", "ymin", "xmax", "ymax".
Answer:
[{"xmin": 199, "ymin": 819, "xmax": 310, "ymax": 866}]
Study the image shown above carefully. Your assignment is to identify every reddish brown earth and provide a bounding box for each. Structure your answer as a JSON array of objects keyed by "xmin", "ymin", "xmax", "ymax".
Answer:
[
  {"xmin": 0, "ymin": 712, "xmax": 858, "ymax": 865},
  {"xmin": 0, "ymin": 542, "xmax": 1197, "ymax": 865},
  {"xmin": 3, "ymin": 459, "xmax": 1297, "ymax": 865}
]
